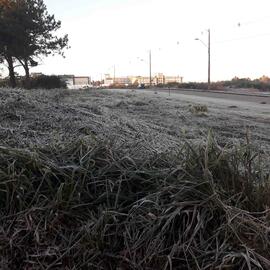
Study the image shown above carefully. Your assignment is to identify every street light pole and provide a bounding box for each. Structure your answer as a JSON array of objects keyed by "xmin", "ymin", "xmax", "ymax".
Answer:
[
  {"xmin": 113, "ymin": 65, "xmax": 116, "ymax": 84},
  {"xmin": 195, "ymin": 29, "xmax": 211, "ymax": 90},
  {"xmin": 149, "ymin": 50, "xmax": 152, "ymax": 87},
  {"xmin": 207, "ymin": 29, "xmax": 211, "ymax": 90}
]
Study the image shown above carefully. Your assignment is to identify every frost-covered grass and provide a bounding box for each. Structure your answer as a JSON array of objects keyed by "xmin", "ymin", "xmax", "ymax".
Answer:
[
  {"xmin": 0, "ymin": 88, "xmax": 269, "ymax": 153},
  {"xmin": 0, "ymin": 88, "xmax": 270, "ymax": 269}
]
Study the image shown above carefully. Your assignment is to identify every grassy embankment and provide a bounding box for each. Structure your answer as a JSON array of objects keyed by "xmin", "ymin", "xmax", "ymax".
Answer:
[{"xmin": 0, "ymin": 133, "xmax": 270, "ymax": 269}]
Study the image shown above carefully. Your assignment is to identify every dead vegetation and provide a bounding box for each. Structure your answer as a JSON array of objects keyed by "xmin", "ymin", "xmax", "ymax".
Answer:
[{"xmin": 189, "ymin": 104, "xmax": 208, "ymax": 116}]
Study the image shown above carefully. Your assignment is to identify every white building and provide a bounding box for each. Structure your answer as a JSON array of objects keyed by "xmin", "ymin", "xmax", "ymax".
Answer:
[
  {"xmin": 104, "ymin": 74, "xmax": 114, "ymax": 87},
  {"xmin": 103, "ymin": 73, "xmax": 183, "ymax": 87},
  {"xmin": 59, "ymin": 75, "xmax": 74, "ymax": 88},
  {"xmin": 164, "ymin": 75, "xmax": 183, "ymax": 84},
  {"xmin": 137, "ymin": 76, "xmax": 151, "ymax": 85},
  {"xmin": 73, "ymin": 76, "xmax": 91, "ymax": 88},
  {"xmin": 60, "ymin": 75, "xmax": 91, "ymax": 89}
]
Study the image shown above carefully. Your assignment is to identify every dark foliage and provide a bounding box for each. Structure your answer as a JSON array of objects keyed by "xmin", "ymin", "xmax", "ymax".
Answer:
[
  {"xmin": 22, "ymin": 75, "xmax": 67, "ymax": 89},
  {"xmin": 0, "ymin": 0, "xmax": 68, "ymax": 87},
  {"xmin": 155, "ymin": 77, "xmax": 270, "ymax": 91}
]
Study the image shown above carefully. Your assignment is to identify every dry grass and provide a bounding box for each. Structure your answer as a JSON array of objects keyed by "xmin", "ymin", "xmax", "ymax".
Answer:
[
  {"xmin": 0, "ymin": 133, "xmax": 269, "ymax": 269},
  {"xmin": 189, "ymin": 104, "xmax": 208, "ymax": 116}
]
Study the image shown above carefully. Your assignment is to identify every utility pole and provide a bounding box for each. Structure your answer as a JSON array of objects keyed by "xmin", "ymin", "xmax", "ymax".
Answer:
[
  {"xmin": 195, "ymin": 29, "xmax": 211, "ymax": 90},
  {"xmin": 149, "ymin": 50, "xmax": 152, "ymax": 87},
  {"xmin": 113, "ymin": 65, "xmax": 116, "ymax": 84},
  {"xmin": 207, "ymin": 29, "xmax": 211, "ymax": 90}
]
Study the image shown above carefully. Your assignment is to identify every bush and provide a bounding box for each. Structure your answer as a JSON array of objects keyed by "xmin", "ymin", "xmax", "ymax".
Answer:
[
  {"xmin": 178, "ymin": 82, "xmax": 209, "ymax": 89},
  {"xmin": 0, "ymin": 78, "xmax": 9, "ymax": 87},
  {"xmin": 173, "ymin": 78, "xmax": 270, "ymax": 91},
  {"xmin": 23, "ymin": 75, "xmax": 67, "ymax": 89},
  {"xmin": 189, "ymin": 104, "xmax": 208, "ymax": 115}
]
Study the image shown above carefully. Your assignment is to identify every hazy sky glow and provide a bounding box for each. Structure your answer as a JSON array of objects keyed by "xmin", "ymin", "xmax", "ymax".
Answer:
[{"xmin": 21, "ymin": 0, "xmax": 270, "ymax": 81}]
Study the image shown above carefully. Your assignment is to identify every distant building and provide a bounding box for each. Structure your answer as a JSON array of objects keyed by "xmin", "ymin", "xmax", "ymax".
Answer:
[
  {"xmin": 103, "ymin": 73, "xmax": 183, "ymax": 87},
  {"xmin": 164, "ymin": 75, "xmax": 183, "ymax": 84},
  {"xmin": 114, "ymin": 77, "xmax": 132, "ymax": 86},
  {"xmin": 155, "ymin": 73, "xmax": 165, "ymax": 85},
  {"xmin": 74, "ymin": 76, "xmax": 91, "ymax": 86},
  {"xmin": 137, "ymin": 76, "xmax": 151, "ymax": 86},
  {"xmin": 59, "ymin": 75, "xmax": 91, "ymax": 89},
  {"xmin": 104, "ymin": 74, "xmax": 114, "ymax": 87},
  {"xmin": 30, "ymin": 72, "xmax": 43, "ymax": 78},
  {"xmin": 104, "ymin": 74, "xmax": 132, "ymax": 86},
  {"xmin": 59, "ymin": 75, "xmax": 75, "ymax": 88}
]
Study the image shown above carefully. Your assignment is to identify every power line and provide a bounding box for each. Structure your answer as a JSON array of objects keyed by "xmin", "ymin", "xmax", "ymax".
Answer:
[
  {"xmin": 237, "ymin": 15, "xmax": 270, "ymax": 27},
  {"xmin": 214, "ymin": 32, "xmax": 270, "ymax": 44},
  {"xmin": 206, "ymin": 15, "xmax": 270, "ymax": 31}
]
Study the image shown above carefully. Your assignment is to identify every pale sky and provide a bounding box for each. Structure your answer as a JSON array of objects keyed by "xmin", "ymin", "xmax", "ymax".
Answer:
[{"xmin": 15, "ymin": 0, "xmax": 270, "ymax": 81}]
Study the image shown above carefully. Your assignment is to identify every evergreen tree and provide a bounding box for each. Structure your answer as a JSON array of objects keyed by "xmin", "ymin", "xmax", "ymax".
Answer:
[{"xmin": 0, "ymin": 0, "xmax": 69, "ymax": 87}]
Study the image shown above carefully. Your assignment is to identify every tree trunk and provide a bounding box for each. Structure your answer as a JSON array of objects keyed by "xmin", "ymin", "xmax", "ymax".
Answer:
[
  {"xmin": 24, "ymin": 61, "xmax": 30, "ymax": 79},
  {"xmin": 6, "ymin": 55, "xmax": 16, "ymax": 88},
  {"xmin": 23, "ymin": 59, "xmax": 30, "ymax": 88}
]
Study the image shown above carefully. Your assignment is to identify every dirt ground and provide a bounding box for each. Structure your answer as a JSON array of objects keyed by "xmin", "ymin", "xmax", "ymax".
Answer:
[{"xmin": 0, "ymin": 88, "xmax": 269, "ymax": 156}]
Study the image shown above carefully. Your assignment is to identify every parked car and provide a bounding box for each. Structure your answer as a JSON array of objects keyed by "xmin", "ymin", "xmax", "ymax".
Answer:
[{"xmin": 138, "ymin": 83, "xmax": 145, "ymax": 89}]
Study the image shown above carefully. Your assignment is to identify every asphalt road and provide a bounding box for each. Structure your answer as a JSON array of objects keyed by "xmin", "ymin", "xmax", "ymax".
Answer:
[{"xmin": 142, "ymin": 88, "xmax": 270, "ymax": 105}]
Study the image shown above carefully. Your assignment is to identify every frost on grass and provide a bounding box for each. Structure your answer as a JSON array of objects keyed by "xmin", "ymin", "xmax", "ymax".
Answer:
[
  {"xmin": 0, "ymin": 131, "xmax": 270, "ymax": 269},
  {"xmin": 0, "ymin": 87, "xmax": 269, "ymax": 155},
  {"xmin": 0, "ymin": 88, "xmax": 270, "ymax": 269}
]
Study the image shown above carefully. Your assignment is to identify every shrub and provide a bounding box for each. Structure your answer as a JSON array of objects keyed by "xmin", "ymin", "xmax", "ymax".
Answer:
[
  {"xmin": 175, "ymin": 78, "xmax": 270, "ymax": 91},
  {"xmin": 189, "ymin": 104, "xmax": 208, "ymax": 115},
  {"xmin": 23, "ymin": 75, "xmax": 67, "ymax": 89},
  {"xmin": 0, "ymin": 78, "xmax": 9, "ymax": 87}
]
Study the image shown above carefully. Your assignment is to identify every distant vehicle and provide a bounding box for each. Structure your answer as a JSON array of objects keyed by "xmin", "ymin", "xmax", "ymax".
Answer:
[{"xmin": 138, "ymin": 83, "xmax": 145, "ymax": 89}]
